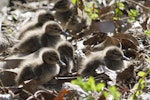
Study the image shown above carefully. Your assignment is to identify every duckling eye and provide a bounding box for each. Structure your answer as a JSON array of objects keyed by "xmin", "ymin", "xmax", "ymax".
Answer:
[
  {"xmin": 111, "ymin": 51, "xmax": 119, "ymax": 55},
  {"xmin": 45, "ymin": 14, "xmax": 52, "ymax": 18},
  {"xmin": 50, "ymin": 53, "xmax": 58, "ymax": 57},
  {"xmin": 113, "ymin": 52, "xmax": 122, "ymax": 57},
  {"xmin": 53, "ymin": 27, "xmax": 61, "ymax": 31},
  {"xmin": 53, "ymin": 27, "xmax": 58, "ymax": 30}
]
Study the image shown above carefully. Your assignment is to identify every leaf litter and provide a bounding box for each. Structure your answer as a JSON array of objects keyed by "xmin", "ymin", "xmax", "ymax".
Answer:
[{"xmin": 0, "ymin": 0, "xmax": 150, "ymax": 99}]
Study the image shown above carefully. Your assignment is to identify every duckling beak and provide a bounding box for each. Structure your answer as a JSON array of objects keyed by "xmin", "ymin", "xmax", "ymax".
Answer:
[
  {"xmin": 50, "ymin": 7, "xmax": 55, "ymax": 11},
  {"xmin": 61, "ymin": 31, "xmax": 69, "ymax": 36},
  {"xmin": 58, "ymin": 60, "xmax": 66, "ymax": 67},
  {"xmin": 122, "ymin": 56, "xmax": 130, "ymax": 61}
]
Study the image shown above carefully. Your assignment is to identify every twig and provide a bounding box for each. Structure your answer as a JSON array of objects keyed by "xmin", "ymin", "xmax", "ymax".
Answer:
[
  {"xmin": 127, "ymin": 0, "xmax": 150, "ymax": 11},
  {"xmin": 0, "ymin": 80, "xmax": 7, "ymax": 94}
]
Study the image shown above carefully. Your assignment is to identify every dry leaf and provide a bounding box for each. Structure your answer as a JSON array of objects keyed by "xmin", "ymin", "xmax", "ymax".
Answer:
[
  {"xmin": 98, "ymin": 93, "xmax": 106, "ymax": 100},
  {"xmin": 117, "ymin": 64, "xmax": 136, "ymax": 84},
  {"xmin": 123, "ymin": 49, "xmax": 139, "ymax": 59},
  {"xmin": 93, "ymin": 36, "xmax": 120, "ymax": 51},
  {"xmin": 113, "ymin": 33, "xmax": 139, "ymax": 46},
  {"xmin": 54, "ymin": 89, "xmax": 69, "ymax": 100},
  {"xmin": 16, "ymin": 80, "xmax": 39, "ymax": 100},
  {"xmin": 95, "ymin": 73, "xmax": 111, "ymax": 84},
  {"xmin": 83, "ymin": 32, "xmax": 107, "ymax": 45},
  {"xmin": 0, "ymin": 70, "xmax": 17, "ymax": 86},
  {"xmin": 121, "ymin": 39, "xmax": 137, "ymax": 50},
  {"xmin": 22, "ymin": 79, "xmax": 39, "ymax": 94}
]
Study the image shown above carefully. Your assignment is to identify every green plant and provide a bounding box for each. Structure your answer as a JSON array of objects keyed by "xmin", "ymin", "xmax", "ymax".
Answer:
[
  {"xmin": 144, "ymin": 30, "xmax": 150, "ymax": 36},
  {"xmin": 113, "ymin": 2, "xmax": 125, "ymax": 20},
  {"xmin": 72, "ymin": 0, "xmax": 99, "ymax": 20},
  {"xmin": 113, "ymin": 1, "xmax": 138, "ymax": 22},
  {"xmin": 71, "ymin": 76, "xmax": 121, "ymax": 99},
  {"xmin": 128, "ymin": 9, "xmax": 138, "ymax": 22},
  {"xmin": 130, "ymin": 67, "xmax": 150, "ymax": 100},
  {"xmin": 104, "ymin": 86, "xmax": 121, "ymax": 100},
  {"xmin": 71, "ymin": 76, "xmax": 105, "ymax": 92},
  {"xmin": 84, "ymin": 1, "xmax": 99, "ymax": 20}
]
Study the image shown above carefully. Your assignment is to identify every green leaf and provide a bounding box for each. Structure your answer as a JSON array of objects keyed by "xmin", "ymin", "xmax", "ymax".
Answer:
[
  {"xmin": 103, "ymin": 91, "xmax": 109, "ymax": 98},
  {"xmin": 139, "ymin": 78, "xmax": 145, "ymax": 85},
  {"xmin": 115, "ymin": 8, "xmax": 123, "ymax": 16},
  {"xmin": 144, "ymin": 30, "xmax": 150, "ymax": 36},
  {"xmin": 108, "ymin": 86, "xmax": 121, "ymax": 100},
  {"xmin": 118, "ymin": 3, "xmax": 125, "ymax": 10},
  {"xmin": 113, "ymin": 17, "xmax": 118, "ymax": 20},
  {"xmin": 135, "ymin": 91, "xmax": 140, "ymax": 96},
  {"xmin": 129, "ymin": 95, "xmax": 135, "ymax": 100},
  {"xmin": 137, "ymin": 71, "xmax": 146, "ymax": 77},
  {"xmin": 147, "ymin": 57, "xmax": 150, "ymax": 61},
  {"xmin": 141, "ymin": 83, "xmax": 145, "ymax": 90},
  {"xmin": 72, "ymin": 0, "xmax": 77, "ymax": 4},
  {"xmin": 88, "ymin": 77, "xmax": 96, "ymax": 91},
  {"xmin": 128, "ymin": 9, "xmax": 138, "ymax": 18},
  {"xmin": 96, "ymin": 83, "xmax": 105, "ymax": 92}
]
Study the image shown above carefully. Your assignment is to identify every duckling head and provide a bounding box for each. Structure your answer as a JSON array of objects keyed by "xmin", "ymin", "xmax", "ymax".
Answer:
[
  {"xmin": 37, "ymin": 10, "xmax": 54, "ymax": 25},
  {"xmin": 52, "ymin": 0, "xmax": 73, "ymax": 12},
  {"xmin": 41, "ymin": 48, "xmax": 60, "ymax": 65},
  {"xmin": 104, "ymin": 46, "xmax": 128, "ymax": 70},
  {"xmin": 43, "ymin": 21, "xmax": 67, "ymax": 36}
]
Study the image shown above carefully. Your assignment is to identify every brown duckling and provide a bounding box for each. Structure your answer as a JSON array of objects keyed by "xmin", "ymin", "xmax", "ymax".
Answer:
[
  {"xmin": 12, "ymin": 21, "xmax": 66, "ymax": 55},
  {"xmin": 0, "ymin": 33, "xmax": 11, "ymax": 53},
  {"xmin": 78, "ymin": 46, "xmax": 129, "ymax": 77},
  {"xmin": 56, "ymin": 41, "xmax": 74, "ymax": 76},
  {"xmin": 52, "ymin": 0, "xmax": 87, "ymax": 34},
  {"xmin": 15, "ymin": 48, "xmax": 60, "ymax": 85},
  {"xmin": 17, "ymin": 10, "xmax": 54, "ymax": 39}
]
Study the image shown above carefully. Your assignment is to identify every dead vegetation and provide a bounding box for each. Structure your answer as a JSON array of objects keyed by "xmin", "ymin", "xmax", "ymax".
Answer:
[{"xmin": 0, "ymin": 0, "xmax": 150, "ymax": 99}]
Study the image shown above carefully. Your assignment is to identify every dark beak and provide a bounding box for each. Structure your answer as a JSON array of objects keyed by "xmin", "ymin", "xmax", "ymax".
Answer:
[
  {"xmin": 58, "ymin": 60, "xmax": 66, "ymax": 67},
  {"xmin": 122, "ymin": 56, "xmax": 130, "ymax": 61},
  {"xmin": 50, "ymin": 7, "xmax": 55, "ymax": 11},
  {"xmin": 61, "ymin": 31, "xmax": 69, "ymax": 36}
]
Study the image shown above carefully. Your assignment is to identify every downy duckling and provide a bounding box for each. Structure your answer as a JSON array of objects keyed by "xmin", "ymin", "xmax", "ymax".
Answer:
[
  {"xmin": 56, "ymin": 41, "xmax": 74, "ymax": 76},
  {"xmin": 78, "ymin": 46, "xmax": 129, "ymax": 77},
  {"xmin": 52, "ymin": 0, "xmax": 87, "ymax": 34},
  {"xmin": 18, "ymin": 10, "xmax": 54, "ymax": 39},
  {"xmin": 13, "ymin": 21, "xmax": 66, "ymax": 55},
  {"xmin": 15, "ymin": 48, "xmax": 60, "ymax": 85}
]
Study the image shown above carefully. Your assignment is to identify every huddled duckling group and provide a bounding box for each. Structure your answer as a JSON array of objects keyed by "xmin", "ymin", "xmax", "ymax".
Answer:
[{"xmin": 0, "ymin": 0, "xmax": 129, "ymax": 86}]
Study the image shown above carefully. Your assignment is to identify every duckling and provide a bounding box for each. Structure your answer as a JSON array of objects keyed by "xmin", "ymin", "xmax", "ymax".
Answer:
[
  {"xmin": 15, "ymin": 48, "xmax": 60, "ymax": 85},
  {"xmin": 56, "ymin": 41, "xmax": 74, "ymax": 76},
  {"xmin": 53, "ymin": 0, "xmax": 87, "ymax": 34},
  {"xmin": 40, "ymin": 21, "xmax": 66, "ymax": 47},
  {"xmin": 0, "ymin": 33, "xmax": 11, "ymax": 53},
  {"xmin": 13, "ymin": 21, "xmax": 66, "ymax": 55},
  {"xmin": 78, "ymin": 46, "xmax": 128, "ymax": 77},
  {"xmin": 18, "ymin": 10, "xmax": 54, "ymax": 39}
]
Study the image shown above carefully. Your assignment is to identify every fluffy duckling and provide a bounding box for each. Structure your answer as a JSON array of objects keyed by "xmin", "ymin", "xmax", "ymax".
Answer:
[
  {"xmin": 56, "ymin": 41, "xmax": 74, "ymax": 76},
  {"xmin": 18, "ymin": 10, "xmax": 54, "ymax": 39},
  {"xmin": 53, "ymin": 0, "xmax": 87, "ymax": 34},
  {"xmin": 78, "ymin": 46, "xmax": 128, "ymax": 77},
  {"xmin": 40, "ymin": 21, "xmax": 66, "ymax": 47},
  {"xmin": 15, "ymin": 48, "xmax": 60, "ymax": 85},
  {"xmin": 13, "ymin": 21, "xmax": 66, "ymax": 55},
  {"xmin": 0, "ymin": 33, "xmax": 11, "ymax": 53}
]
